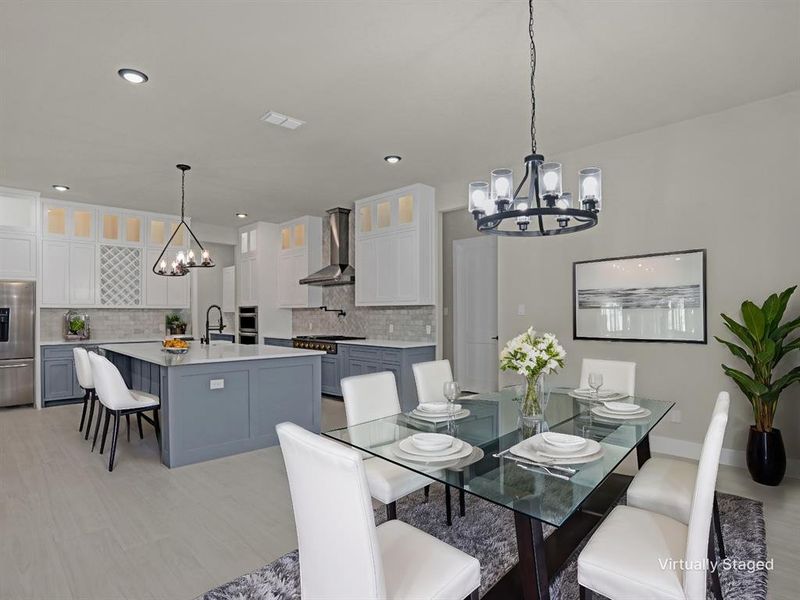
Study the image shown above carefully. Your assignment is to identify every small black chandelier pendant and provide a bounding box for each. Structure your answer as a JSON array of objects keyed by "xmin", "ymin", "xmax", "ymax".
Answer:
[
  {"xmin": 152, "ymin": 164, "xmax": 215, "ymax": 276},
  {"xmin": 469, "ymin": 0, "xmax": 603, "ymax": 237}
]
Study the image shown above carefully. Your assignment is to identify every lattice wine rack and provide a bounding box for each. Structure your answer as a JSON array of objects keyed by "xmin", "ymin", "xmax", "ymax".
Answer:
[{"xmin": 99, "ymin": 245, "xmax": 142, "ymax": 306}]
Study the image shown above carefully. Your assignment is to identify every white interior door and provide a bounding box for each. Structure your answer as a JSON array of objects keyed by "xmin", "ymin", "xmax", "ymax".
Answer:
[{"xmin": 453, "ymin": 236, "xmax": 498, "ymax": 393}]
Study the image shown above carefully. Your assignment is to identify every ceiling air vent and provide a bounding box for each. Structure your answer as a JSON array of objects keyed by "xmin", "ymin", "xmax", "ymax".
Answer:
[{"xmin": 260, "ymin": 111, "xmax": 305, "ymax": 130}]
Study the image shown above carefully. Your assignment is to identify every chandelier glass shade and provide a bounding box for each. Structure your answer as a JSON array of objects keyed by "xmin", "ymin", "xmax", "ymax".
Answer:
[
  {"xmin": 152, "ymin": 164, "xmax": 215, "ymax": 277},
  {"xmin": 469, "ymin": 0, "xmax": 603, "ymax": 237}
]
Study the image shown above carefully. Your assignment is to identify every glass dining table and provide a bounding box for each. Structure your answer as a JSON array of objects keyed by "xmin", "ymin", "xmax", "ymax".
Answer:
[{"xmin": 324, "ymin": 387, "xmax": 674, "ymax": 600}]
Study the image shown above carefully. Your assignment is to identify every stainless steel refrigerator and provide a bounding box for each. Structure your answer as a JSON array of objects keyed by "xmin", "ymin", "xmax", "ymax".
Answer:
[{"xmin": 0, "ymin": 281, "xmax": 35, "ymax": 407}]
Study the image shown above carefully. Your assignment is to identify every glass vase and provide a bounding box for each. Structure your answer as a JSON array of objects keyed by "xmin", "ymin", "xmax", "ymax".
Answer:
[{"xmin": 521, "ymin": 374, "xmax": 546, "ymax": 419}]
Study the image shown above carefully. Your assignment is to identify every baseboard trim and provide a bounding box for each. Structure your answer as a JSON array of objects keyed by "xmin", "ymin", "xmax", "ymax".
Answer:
[{"xmin": 650, "ymin": 435, "xmax": 800, "ymax": 479}]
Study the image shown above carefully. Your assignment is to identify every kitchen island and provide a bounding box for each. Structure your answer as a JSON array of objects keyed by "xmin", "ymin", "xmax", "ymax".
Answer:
[{"xmin": 100, "ymin": 342, "xmax": 324, "ymax": 468}]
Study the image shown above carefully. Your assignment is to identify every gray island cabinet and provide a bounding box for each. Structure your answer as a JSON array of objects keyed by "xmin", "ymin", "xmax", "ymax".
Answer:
[{"xmin": 100, "ymin": 342, "xmax": 324, "ymax": 468}]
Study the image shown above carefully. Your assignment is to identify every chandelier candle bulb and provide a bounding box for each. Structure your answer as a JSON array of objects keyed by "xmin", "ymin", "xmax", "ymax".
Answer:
[
  {"xmin": 491, "ymin": 168, "xmax": 514, "ymax": 209},
  {"xmin": 469, "ymin": 181, "xmax": 490, "ymax": 216},
  {"xmin": 539, "ymin": 162, "xmax": 563, "ymax": 204},
  {"xmin": 579, "ymin": 167, "xmax": 602, "ymax": 211},
  {"xmin": 201, "ymin": 249, "xmax": 210, "ymax": 265}
]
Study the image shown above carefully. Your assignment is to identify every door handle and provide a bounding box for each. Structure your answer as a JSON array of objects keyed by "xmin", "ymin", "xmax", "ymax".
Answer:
[
  {"xmin": 491, "ymin": 336, "xmax": 499, "ymax": 340},
  {"xmin": 0, "ymin": 363, "xmax": 30, "ymax": 369}
]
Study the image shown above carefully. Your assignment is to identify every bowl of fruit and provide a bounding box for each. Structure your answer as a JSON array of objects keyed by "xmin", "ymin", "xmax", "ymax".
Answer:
[{"xmin": 162, "ymin": 338, "xmax": 190, "ymax": 354}]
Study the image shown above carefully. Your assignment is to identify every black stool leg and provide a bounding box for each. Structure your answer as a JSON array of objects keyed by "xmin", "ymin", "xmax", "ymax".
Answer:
[
  {"xmin": 423, "ymin": 485, "xmax": 430, "ymax": 502},
  {"xmin": 445, "ymin": 485, "xmax": 452, "ymax": 526},
  {"xmin": 458, "ymin": 472, "xmax": 466, "ymax": 517},
  {"xmin": 713, "ymin": 492, "xmax": 726, "ymax": 559},
  {"xmin": 108, "ymin": 411, "xmax": 121, "ymax": 472},
  {"xmin": 84, "ymin": 393, "xmax": 96, "ymax": 440},
  {"xmin": 386, "ymin": 501, "xmax": 397, "ymax": 521},
  {"xmin": 579, "ymin": 585, "xmax": 592, "ymax": 600},
  {"xmin": 126, "ymin": 414, "xmax": 131, "ymax": 442},
  {"xmin": 91, "ymin": 404, "xmax": 104, "ymax": 451},
  {"xmin": 153, "ymin": 408, "xmax": 161, "ymax": 445},
  {"xmin": 78, "ymin": 389, "xmax": 89, "ymax": 432},
  {"xmin": 137, "ymin": 413, "xmax": 144, "ymax": 439},
  {"xmin": 99, "ymin": 410, "xmax": 111, "ymax": 454}
]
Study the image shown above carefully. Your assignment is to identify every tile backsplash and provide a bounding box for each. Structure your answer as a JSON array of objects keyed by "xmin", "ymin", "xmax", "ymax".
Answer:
[
  {"xmin": 292, "ymin": 284, "xmax": 435, "ymax": 341},
  {"xmin": 292, "ymin": 209, "xmax": 435, "ymax": 341},
  {"xmin": 40, "ymin": 308, "xmax": 190, "ymax": 342}
]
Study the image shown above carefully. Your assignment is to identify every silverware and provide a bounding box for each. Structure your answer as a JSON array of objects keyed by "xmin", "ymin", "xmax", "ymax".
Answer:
[
  {"xmin": 494, "ymin": 451, "xmax": 577, "ymax": 475},
  {"xmin": 515, "ymin": 462, "xmax": 571, "ymax": 481}
]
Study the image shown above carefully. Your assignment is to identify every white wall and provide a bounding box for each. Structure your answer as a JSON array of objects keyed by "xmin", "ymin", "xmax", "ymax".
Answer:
[{"xmin": 494, "ymin": 92, "xmax": 800, "ymax": 462}]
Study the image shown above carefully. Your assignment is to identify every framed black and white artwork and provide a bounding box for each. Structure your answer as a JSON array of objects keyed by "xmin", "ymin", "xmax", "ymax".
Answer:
[{"xmin": 573, "ymin": 249, "xmax": 707, "ymax": 344}]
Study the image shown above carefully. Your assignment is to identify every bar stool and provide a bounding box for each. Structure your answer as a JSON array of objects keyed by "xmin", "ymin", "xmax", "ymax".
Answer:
[
  {"xmin": 73, "ymin": 347, "xmax": 98, "ymax": 439},
  {"xmin": 88, "ymin": 353, "xmax": 161, "ymax": 472}
]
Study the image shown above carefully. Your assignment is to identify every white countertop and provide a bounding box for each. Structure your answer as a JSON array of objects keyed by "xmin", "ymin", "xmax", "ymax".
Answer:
[
  {"xmin": 100, "ymin": 342, "xmax": 325, "ymax": 367},
  {"xmin": 336, "ymin": 339, "xmax": 435, "ymax": 349},
  {"xmin": 42, "ymin": 337, "xmax": 163, "ymax": 346}
]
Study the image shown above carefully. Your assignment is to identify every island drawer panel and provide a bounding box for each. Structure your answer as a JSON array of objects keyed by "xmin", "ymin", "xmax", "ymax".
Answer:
[
  {"xmin": 347, "ymin": 347, "xmax": 383, "ymax": 361},
  {"xmin": 42, "ymin": 345, "xmax": 81, "ymax": 359},
  {"xmin": 254, "ymin": 363, "xmax": 317, "ymax": 438},
  {"xmin": 130, "ymin": 359, "xmax": 162, "ymax": 397}
]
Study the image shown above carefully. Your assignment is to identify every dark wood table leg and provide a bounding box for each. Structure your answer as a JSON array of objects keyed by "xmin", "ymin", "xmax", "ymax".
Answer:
[
  {"xmin": 636, "ymin": 433, "xmax": 651, "ymax": 468},
  {"xmin": 514, "ymin": 513, "xmax": 550, "ymax": 600},
  {"xmin": 458, "ymin": 472, "xmax": 466, "ymax": 517}
]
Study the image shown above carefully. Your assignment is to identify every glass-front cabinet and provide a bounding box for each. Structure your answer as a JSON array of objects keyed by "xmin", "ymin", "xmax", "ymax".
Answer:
[
  {"xmin": 43, "ymin": 202, "xmax": 97, "ymax": 240},
  {"xmin": 277, "ymin": 216, "xmax": 322, "ymax": 308}
]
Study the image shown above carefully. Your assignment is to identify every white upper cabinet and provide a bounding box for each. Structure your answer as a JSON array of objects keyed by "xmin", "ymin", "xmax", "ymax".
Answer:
[
  {"xmin": 41, "ymin": 240, "xmax": 70, "ymax": 305},
  {"xmin": 354, "ymin": 183, "xmax": 435, "ymax": 306},
  {"xmin": 43, "ymin": 201, "xmax": 98, "ymax": 241},
  {"xmin": 68, "ymin": 242, "xmax": 96, "ymax": 305},
  {"xmin": 0, "ymin": 188, "xmax": 38, "ymax": 279},
  {"xmin": 99, "ymin": 210, "xmax": 144, "ymax": 245},
  {"xmin": 277, "ymin": 216, "xmax": 322, "ymax": 308},
  {"xmin": 143, "ymin": 248, "xmax": 189, "ymax": 308},
  {"xmin": 222, "ymin": 265, "xmax": 236, "ymax": 313},
  {"xmin": 147, "ymin": 216, "xmax": 187, "ymax": 249},
  {"xmin": 0, "ymin": 187, "xmax": 38, "ymax": 233}
]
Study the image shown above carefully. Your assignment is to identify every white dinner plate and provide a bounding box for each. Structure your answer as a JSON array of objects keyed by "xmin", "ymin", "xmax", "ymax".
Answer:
[
  {"xmin": 508, "ymin": 438, "xmax": 604, "ymax": 466},
  {"xmin": 602, "ymin": 401, "xmax": 641, "ymax": 413},
  {"xmin": 408, "ymin": 408, "xmax": 471, "ymax": 423},
  {"xmin": 399, "ymin": 437, "xmax": 464, "ymax": 457},
  {"xmin": 418, "ymin": 403, "xmax": 462, "ymax": 414},
  {"xmin": 541, "ymin": 431, "xmax": 587, "ymax": 450},
  {"xmin": 528, "ymin": 434, "xmax": 601, "ymax": 459},
  {"xmin": 410, "ymin": 432, "xmax": 454, "ymax": 451},
  {"xmin": 569, "ymin": 390, "xmax": 629, "ymax": 402},
  {"xmin": 591, "ymin": 406, "xmax": 652, "ymax": 420},
  {"xmin": 391, "ymin": 440, "xmax": 474, "ymax": 464}
]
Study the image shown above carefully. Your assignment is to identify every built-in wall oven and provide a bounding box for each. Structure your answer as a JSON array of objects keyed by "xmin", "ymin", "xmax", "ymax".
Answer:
[
  {"xmin": 238, "ymin": 306, "xmax": 258, "ymax": 345},
  {"xmin": 0, "ymin": 281, "xmax": 35, "ymax": 407}
]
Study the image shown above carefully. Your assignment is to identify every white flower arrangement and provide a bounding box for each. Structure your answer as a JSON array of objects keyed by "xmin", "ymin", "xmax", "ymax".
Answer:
[{"xmin": 500, "ymin": 327, "xmax": 566, "ymax": 380}]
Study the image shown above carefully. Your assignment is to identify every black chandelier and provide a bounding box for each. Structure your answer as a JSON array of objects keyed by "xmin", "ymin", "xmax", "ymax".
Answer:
[
  {"xmin": 469, "ymin": 0, "xmax": 602, "ymax": 236},
  {"xmin": 152, "ymin": 164, "xmax": 215, "ymax": 277}
]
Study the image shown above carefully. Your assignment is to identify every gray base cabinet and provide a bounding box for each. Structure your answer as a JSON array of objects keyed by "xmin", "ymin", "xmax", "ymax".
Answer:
[
  {"xmin": 340, "ymin": 344, "xmax": 435, "ymax": 412},
  {"xmin": 41, "ymin": 344, "xmax": 99, "ymax": 404},
  {"xmin": 321, "ymin": 355, "xmax": 341, "ymax": 396},
  {"xmin": 263, "ymin": 337, "xmax": 293, "ymax": 348}
]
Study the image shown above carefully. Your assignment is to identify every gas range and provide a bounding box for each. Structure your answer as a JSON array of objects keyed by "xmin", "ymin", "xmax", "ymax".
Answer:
[{"xmin": 292, "ymin": 335, "xmax": 365, "ymax": 354}]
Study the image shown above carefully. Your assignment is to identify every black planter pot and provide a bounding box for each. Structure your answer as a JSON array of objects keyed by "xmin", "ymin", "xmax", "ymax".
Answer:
[{"xmin": 746, "ymin": 426, "xmax": 786, "ymax": 486}]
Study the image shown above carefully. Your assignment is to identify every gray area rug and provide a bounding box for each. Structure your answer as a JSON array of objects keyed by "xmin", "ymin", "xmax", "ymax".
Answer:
[{"xmin": 199, "ymin": 485, "xmax": 767, "ymax": 600}]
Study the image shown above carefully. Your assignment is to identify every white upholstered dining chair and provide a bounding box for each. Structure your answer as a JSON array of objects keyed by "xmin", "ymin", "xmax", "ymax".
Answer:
[
  {"xmin": 73, "ymin": 347, "xmax": 97, "ymax": 439},
  {"xmin": 341, "ymin": 371, "xmax": 435, "ymax": 520},
  {"xmin": 579, "ymin": 358, "xmax": 637, "ymax": 396},
  {"xmin": 627, "ymin": 392, "xmax": 731, "ymax": 560},
  {"xmin": 412, "ymin": 359, "xmax": 454, "ymax": 404},
  {"xmin": 276, "ymin": 422, "xmax": 481, "ymax": 600},
  {"xmin": 577, "ymin": 391, "xmax": 729, "ymax": 600},
  {"xmin": 88, "ymin": 353, "xmax": 161, "ymax": 472}
]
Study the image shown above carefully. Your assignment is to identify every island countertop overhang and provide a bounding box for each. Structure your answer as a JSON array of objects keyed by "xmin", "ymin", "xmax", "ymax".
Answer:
[{"xmin": 99, "ymin": 341, "xmax": 325, "ymax": 367}]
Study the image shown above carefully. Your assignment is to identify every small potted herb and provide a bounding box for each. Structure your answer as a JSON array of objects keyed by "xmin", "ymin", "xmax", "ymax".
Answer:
[
  {"xmin": 64, "ymin": 312, "xmax": 90, "ymax": 340},
  {"xmin": 166, "ymin": 313, "xmax": 187, "ymax": 335}
]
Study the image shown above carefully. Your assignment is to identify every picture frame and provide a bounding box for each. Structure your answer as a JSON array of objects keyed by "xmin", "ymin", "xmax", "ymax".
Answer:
[{"xmin": 573, "ymin": 249, "xmax": 707, "ymax": 344}]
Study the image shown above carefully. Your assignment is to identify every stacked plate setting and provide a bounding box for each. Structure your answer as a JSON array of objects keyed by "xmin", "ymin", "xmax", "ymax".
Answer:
[
  {"xmin": 392, "ymin": 433, "xmax": 474, "ymax": 464},
  {"xmin": 409, "ymin": 402, "xmax": 470, "ymax": 423},
  {"xmin": 568, "ymin": 388, "xmax": 629, "ymax": 402},
  {"xmin": 591, "ymin": 400, "xmax": 652, "ymax": 420},
  {"xmin": 509, "ymin": 431, "xmax": 604, "ymax": 465}
]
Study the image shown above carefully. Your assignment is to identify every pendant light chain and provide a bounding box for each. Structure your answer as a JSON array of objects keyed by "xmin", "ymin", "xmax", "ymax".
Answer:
[
  {"xmin": 180, "ymin": 168, "xmax": 186, "ymax": 220},
  {"xmin": 529, "ymin": 0, "xmax": 537, "ymax": 154}
]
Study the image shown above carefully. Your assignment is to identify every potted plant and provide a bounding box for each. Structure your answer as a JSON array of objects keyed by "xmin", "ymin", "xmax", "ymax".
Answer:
[
  {"xmin": 716, "ymin": 286, "xmax": 800, "ymax": 486},
  {"xmin": 166, "ymin": 313, "xmax": 187, "ymax": 335},
  {"xmin": 500, "ymin": 327, "xmax": 566, "ymax": 424}
]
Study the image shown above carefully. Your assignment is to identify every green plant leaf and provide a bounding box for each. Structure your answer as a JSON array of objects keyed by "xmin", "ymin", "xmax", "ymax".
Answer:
[
  {"xmin": 762, "ymin": 293, "xmax": 781, "ymax": 335},
  {"xmin": 722, "ymin": 364, "xmax": 769, "ymax": 397},
  {"xmin": 741, "ymin": 301, "xmax": 766, "ymax": 341},
  {"xmin": 774, "ymin": 315, "xmax": 800, "ymax": 342},
  {"xmin": 769, "ymin": 366, "xmax": 800, "ymax": 396},
  {"xmin": 721, "ymin": 313, "xmax": 758, "ymax": 351},
  {"xmin": 770, "ymin": 286, "xmax": 797, "ymax": 336},
  {"xmin": 775, "ymin": 337, "xmax": 800, "ymax": 362},
  {"xmin": 714, "ymin": 336, "xmax": 754, "ymax": 367},
  {"xmin": 756, "ymin": 339, "xmax": 776, "ymax": 365}
]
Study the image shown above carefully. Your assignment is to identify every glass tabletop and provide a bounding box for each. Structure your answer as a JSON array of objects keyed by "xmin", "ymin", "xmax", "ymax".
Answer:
[{"xmin": 323, "ymin": 387, "xmax": 674, "ymax": 527}]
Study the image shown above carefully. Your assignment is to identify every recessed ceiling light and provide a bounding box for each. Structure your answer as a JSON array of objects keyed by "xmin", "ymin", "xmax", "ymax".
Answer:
[
  {"xmin": 235, "ymin": 212, "xmax": 248, "ymax": 219},
  {"xmin": 52, "ymin": 185, "xmax": 69, "ymax": 192},
  {"xmin": 118, "ymin": 68, "xmax": 149, "ymax": 84},
  {"xmin": 384, "ymin": 155, "xmax": 402, "ymax": 164}
]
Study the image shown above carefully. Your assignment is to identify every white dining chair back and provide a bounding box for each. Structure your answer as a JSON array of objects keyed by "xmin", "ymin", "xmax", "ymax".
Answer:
[
  {"xmin": 579, "ymin": 358, "xmax": 636, "ymax": 396},
  {"xmin": 73, "ymin": 347, "xmax": 94, "ymax": 389},
  {"xmin": 276, "ymin": 422, "xmax": 386, "ymax": 599},
  {"xmin": 412, "ymin": 359, "xmax": 454, "ymax": 404},
  {"xmin": 341, "ymin": 371, "xmax": 401, "ymax": 426},
  {"xmin": 88, "ymin": 353, "xmax": 136, "ymax": 410},
  {"xmin": 682, "ymin": 391, "xmax": 729, "ymax": 599}
]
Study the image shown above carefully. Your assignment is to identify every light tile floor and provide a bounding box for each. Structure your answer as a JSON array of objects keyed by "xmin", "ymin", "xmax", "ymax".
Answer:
[{"xmin": 0, "ymin": 398, "xmax": 795, "ymax": 599}]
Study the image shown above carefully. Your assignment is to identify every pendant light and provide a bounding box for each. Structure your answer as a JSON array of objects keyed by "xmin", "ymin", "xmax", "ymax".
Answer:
[
  {"xmin": 469, "ymin": 0, "xmax": 603, "ymax": 236},
  {"xmin": 152, "ymin": 164, "xmax": 215, "ymax": 276}
]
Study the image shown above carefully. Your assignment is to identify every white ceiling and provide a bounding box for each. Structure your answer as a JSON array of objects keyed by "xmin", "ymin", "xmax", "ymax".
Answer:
[{"xmin": 1, "ymin": 1, "xmax": 798, "ymax": 225}]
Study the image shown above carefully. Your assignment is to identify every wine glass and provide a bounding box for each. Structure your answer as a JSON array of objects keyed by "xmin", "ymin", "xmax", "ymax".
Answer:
[
  {"xmin": 588, "ymin": 372, "xmax": 604, "ymax": 402},
  {"xmin": 443, "ymin": 381, "xmax": 461, "ymax": 431}
]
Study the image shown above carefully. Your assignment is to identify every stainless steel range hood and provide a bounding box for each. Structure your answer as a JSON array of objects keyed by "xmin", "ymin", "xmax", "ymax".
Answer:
[{"xmin": 299, "ymin": 207, "xmax": 355, "ymax": 286}]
